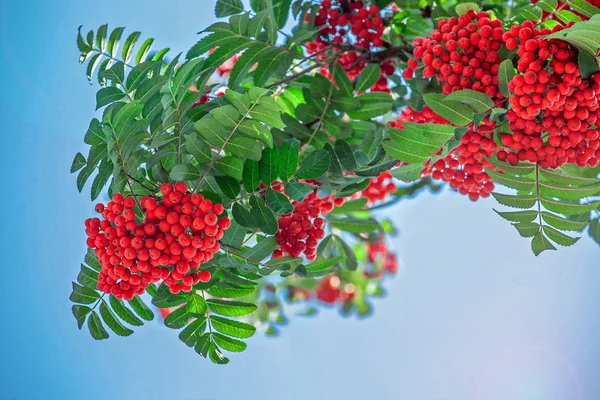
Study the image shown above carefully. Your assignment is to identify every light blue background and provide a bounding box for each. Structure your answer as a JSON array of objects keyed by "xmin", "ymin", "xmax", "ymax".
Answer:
[{"xmin": 1, "ymin": 1, "xmax": 599, "ymax": 399}]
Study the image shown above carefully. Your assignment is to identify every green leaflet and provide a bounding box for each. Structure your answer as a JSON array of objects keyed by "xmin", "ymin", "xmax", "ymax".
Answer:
[
  {"xmin": 444, "ymin": 89, "xmax": 494, "ymax": 113},
  {"xmin": 492, "ymin": 193, "xmax": 537, "ymax": 209},
  {"xmin": 531, "ymin": 232, "xmax": 557, "ymax": 255},
  {"xmin": 486, "ymin": 169, "xmax": 536, "ymax": 192},
  {"xmin": 99, "ymin": 301, "xmax": 133, "ymax": 336},
  {"xmin": 210, "ymin": 316, "xmax": 256, "ymax": 339},
  {"xmin": 423, "ymin": 93, "xmax": 474, "ymax": 126},
  {"xmin": 206, "ymin": 299, "xmax": 258, "ymax": 317}
]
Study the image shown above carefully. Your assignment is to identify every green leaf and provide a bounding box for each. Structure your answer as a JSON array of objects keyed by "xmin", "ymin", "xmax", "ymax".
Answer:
[
  {"xmin": 207, "ymin": 285, "xmax": 256, "ymax": 300},
  {"xmin": 514, "ymin": 222, "xmax": 540, "ymax": 237},
  {"xmin": 164, "ymin": 306, "xmax": 191, "ymax": 329},
  {"xmin": 516, "ymin": 5, "xmax": 543, "ymax": 22},
  {"xmin": 328, "ymin": 217, "xmax": 380, "ymax": 233},
  {"xmin": 215, "ymin": 0, "xmax": 244, "ymax": 16},
  {"xmin": 71, "ymin": 153, "xmax": 86, "ymax": 173},
  {"xmin": 540, "ymin": 168, "xmax": 599, "ymax": 186},
  {"xmin": 170, "ymin": 164, "xmax": 201, "ymax": 181},
  {"xmin": 215, "ymin": 156, "xmax": 244, "ymax": 180},
  {"xmin": 532, "ymin": 232, "xmax": 557, "ymax": 256},
  {"xmin": 545, "ymin": 19, "xmax": 600, "ymax": 56},
  {"xmin": 152, "ymin": 284, "xmax": 187, "ymax": 308},
  {"xmin": 122, "ymin": 31, "xmax": 141, "ymax": 64},
  {"xmin": 195, "ymin": 333, "xmax": 212, "ymax": 358},
  {"xmin": 232, "ymin": 202, "xmax": 257, "ymax": 228},
  {"xmin": 589, "ymin": 219, "xmax": 600, "ymax": 244},
  {"xmin": 186, "ymin": 133, "xmax": 213, "ymax": 165},
  {"xmin": 77, "ymin": 265, "xmax": 99, "ymax": 289},
  {"xmin": 126, "ymin": 60, "xmax": 161, "ymax": 91},
  {"xmin": 215, "ymin": 176, "xmax": 241, "ymax": 199},
  {"xmin": 578, "ymin": 50, "xmax": 600, "ymax": 79},
  {"xmin": 129, "ymin": 296, "xmax": 155, "ymax": 321},
  {"xmin": 70, "ymin": 282, "xmax": 100, "ymax": 305},
  {"xmin": 334, "ymin": 236, "xmax": 357, "ymax": 271},
  {"xmin": 492, "ymin": 192, "xmax": 537, "ymax": 209},
  {"xmin": 72, "ymin": 305, "xmax": 92, "ymax": 330},
  {"xmin": 444, "ymin": 89, "xmax": 494, "ymax": 113},
  {"xmin": 498, "ymin": 59, "xmax": 516, "ymax": 97},
  {"xmin": 99, "ymin": 301, "xmax": 133, "ymax": 336},
  {"xmin": 306, "ymin": 256, "xmax": 341, "ymax": 273},
  {"xmin": 260, "ymin": 147, "xmax": 279, "ymax": 185},
  {"xmin": 296, "ymin": 150, "xmax": 330, "ymax": 179},
  {"xmin": 334, "ymin": 140, "xmax": 357, "ymax": 171},
  {"xmin": 278, "ymin": 139, "xmax": 300, "ymax": 181},
  {"xmin": 209, "ymin": 343, "xmax": 230, "ymax": 364},
  {"xmin": 212, "ymin": 332, "xmax": 247, "ymax": 352},
  {"xmin": 538, "ymin": 180, "xmax": 600, "ymax": 200},
  {"xmin": 486, "ymin": 169, "xmax": 536, "ymax": 192},
  {"xmin": 237, "ymin": 119, "xmax": 273, "ymax": 148},
  {"xmin": 348, "ymin": 92, "xmax": 393, "ymax": 120},
  {"xmin": 329, "ymin": 198, "xmax": 368, "ymax": 214},
  {"xmin": 333, "ymin": 63, "xmax": 353, "ymax": 96},
  {"xmin": 486, "ymin": 156, "xmax": 536, "ymax": 175},
  {"xmin": 266, "ymin": 188, "xmax": 294, "ymax": 214},
  {"xmin": 96, "ymin": 24, "xmax": 108, "ymax": 52},
  {"xmin": 96, "ymin": 87, "xmax": 125, "ymax": 109},
  {"xmin": 495, "ymin": 210, "xmax": 539, "ymax": 223},
  {"xmin": 354, "ymin": 64, "xmax": 381, "ymax": 92},
  {"xmin": 540, "ymin": 198, "xmax": 600, "ymax": 215},
  {"xmin": 243, "ymin": 159, "xmax": 260, "ymax": 192},
  {"xmin": 541, "ymin": 212, "xmax": 588, "ymax": 231},
  {"xmin": 220, "ymin": 218, "xmax": 247, "ymax": 248},
  {"xmin": 543, "ymin": 225, "xmax": 580, "ymax": 246},
  {"xmin": 567, "ymin": 0, "xmax": 600, "ymax": 17},
  {"xmin": 390, "ymin": 164, "xmax": 423, "ymax": 182},
  {"xmin": 109, "ymin": 296, "xmax": 143, "ymax": 326},
  {"xmin": 455, "ymin": 2, "xmax": 480, "ymax": 14},
  {"xmin": 249, "ymin": 196, "xmax": 279, "ymax": 234},
  {"xmin": 210, "ymin": 105, "xmax": 241, "ymax": 129},
  {"xmin": 384, "ymin": 123, "xmax": 455, "ymax": 164},
  {"xmin": 179, "ymin": 318, "xmax": 207, "ymax": 347},
  {"xmin": 88, "ymin": 311, "xmax": 109, "ymax": 340},
  {"xmin": 537, "ymin": 0, "xmax": 558, "ymax": 12},
  {"xmin": 210, "ymin": 315, "xmax": 256, "ymax": 338},
  {"xmin": 187, "ymin": 293, "xmax": 208, "ymax": 317},
  {"xmin": 284, "ymin": 181, "xmax": 313, "ymax": 202},
  {"xmin": 423, "ymin": 93, "xmax": 473, "ymax": 126},
  {"xmin": 207, "ymin": 299, "xmax": 258, "ymax": 316}
]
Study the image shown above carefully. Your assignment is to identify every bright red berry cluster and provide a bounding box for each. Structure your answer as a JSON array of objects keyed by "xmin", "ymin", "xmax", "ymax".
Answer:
[
  {"xmin": 305, "ymin": 0, "xmax": 395, "ymax": 92},
  {"xmin": 391, "ymin": 106, "xmax": 497, "ymax": 201},
  {"xmin": 313, "ymin": 0, "xmax": 384, "ymax": 48},
  {"xmin": 360, "ymin": 171, "xmax": 397, "ymax": 204},
  {"xmin": 405, "ymin": 10, "xmax": 505, "ymax": 101},
  {"xmin": 365, "ymin": 239, "xmax": 398, "ymax": 276},
  {"xmin": 315, "ymin": 275, "xmax": 355, "ymax": 304},
  {"xmin": 85, "ymin": 182, "xmax": 231, "ymax": 299},
  {"xmin": 499, "ymin": 21, "xmax": 600, "ymax": 168},
  {"xmin": 272, "ymin": 185, "xmax": 341, "ymax": 261}
]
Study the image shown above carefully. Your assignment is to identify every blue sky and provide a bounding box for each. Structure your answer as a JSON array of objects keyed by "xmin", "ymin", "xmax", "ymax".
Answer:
[{"xmin": 0, "ymin": 1, "xmax": 599, "ymax": 399}]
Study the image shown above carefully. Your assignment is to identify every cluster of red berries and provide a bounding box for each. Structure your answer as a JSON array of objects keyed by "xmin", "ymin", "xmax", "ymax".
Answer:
[
  {"xmin": 391, "ymin": 107, "xmax": 497, "ymax": 201},
  {"xmin": 499, "ymin": 21, "xmax": 600, "ymax": 168},
  {"xmin": 359, "ymin": 171, "xmax": 397, "ymax": 204},
  {"xmin": 405, "ymin": 10, "xmax": 505, "ymax": 101},
  {"xmin": 272, "ymin": 184, "xmax": 341, "ymax": 261},
  {"xmin": 313, "ymin": 0, "xmax": 384, "ymax": 48},
  {"xmin": 305, "ymin": 0, "xmax": 395, "ymax": 93},
  {"xmin": 364, "ymin": 239, "xmax": 398, "ymax": 276},
  {"xmin": 85, "ymin": 182, "xmax": 231, "ymax": 299},
  {"xmin": 315, "ymin": 275, "xmax": 355, "ymax": 304}
]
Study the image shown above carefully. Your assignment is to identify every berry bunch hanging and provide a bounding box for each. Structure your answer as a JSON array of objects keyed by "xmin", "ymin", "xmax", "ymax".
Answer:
[
  {"xmin": 272, "ymin": 185, "xmax": 341, "ymax": 261},
  {"xmin": 405, "ymin": 10, "xmax": 505, "ymax": 101},
  {"xmin": 499, "ymin": 21, "xmax": 600, "ymax": 168},
  {"xmin": 86, "ymin": 182, "xmax": 231, "ymax": 299}
]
